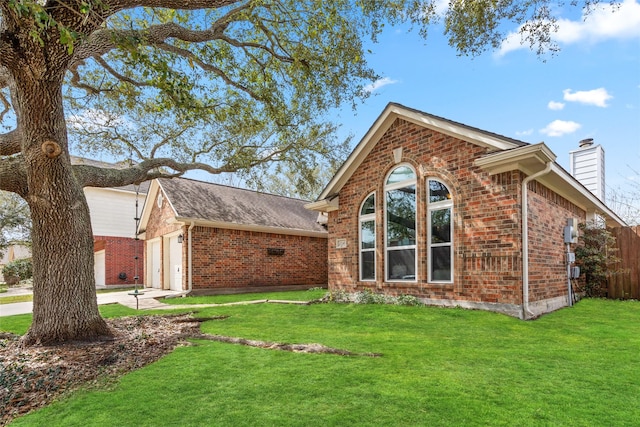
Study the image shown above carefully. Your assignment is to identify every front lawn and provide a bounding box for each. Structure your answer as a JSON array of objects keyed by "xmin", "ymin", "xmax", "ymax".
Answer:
[
  {"xmin": 5, "ymin": 297, "xmax": 640, "ymax": 426},
  {"xmin": 161, "ymin": 288, "xmax": 327, "ymax": 305}
]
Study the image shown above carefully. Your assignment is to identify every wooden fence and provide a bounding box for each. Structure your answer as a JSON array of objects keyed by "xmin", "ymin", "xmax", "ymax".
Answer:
[{"xmin": 607, "ymin": 226, "xmax": 640, "ymax": 299}]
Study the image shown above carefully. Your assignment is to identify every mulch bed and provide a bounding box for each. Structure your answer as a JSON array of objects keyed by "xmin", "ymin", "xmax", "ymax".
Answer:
[{"xmin": 0, "ymin": 314, "xmax": 201, "ymax": 425}]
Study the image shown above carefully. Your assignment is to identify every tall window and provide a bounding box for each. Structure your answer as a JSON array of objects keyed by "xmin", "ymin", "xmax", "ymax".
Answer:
[
  {"xmin": 428, "ymin": 179, "xmax": 453, "ymax": 282},
  {"xmin": 385, "ymin": 165, "xmax": 417, "ymax": 281},
  {"xmin": 359, "ymin": 193, "xmax": 376, "ymax": 281}
]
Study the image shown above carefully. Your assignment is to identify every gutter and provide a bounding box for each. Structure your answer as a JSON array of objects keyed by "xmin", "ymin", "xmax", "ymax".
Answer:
[
  {"xmin": 187, "ymin": 221, "xmax": 195, "ymax": 293},
  {"xmin": 521, "ymin": 162, "xmax": 552, "ymax": 320}
]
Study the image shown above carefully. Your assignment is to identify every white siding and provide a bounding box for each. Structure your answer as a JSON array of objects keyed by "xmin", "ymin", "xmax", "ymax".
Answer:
[
  {"xmin": 84, "ymin": 187, "xmax": 146, "ymax": 237},
  {"xmin": 570, "ymin": 145, "xmax": 605, "ymax": 201}
]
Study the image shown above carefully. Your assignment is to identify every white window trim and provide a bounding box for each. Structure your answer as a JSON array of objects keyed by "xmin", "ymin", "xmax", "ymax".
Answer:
[
  {"xmin": 359, "ymin": 192, "xmax": 376, "ymax": 282},
  {"xmin": 385, "ymin": 164, "xmax": 417, "ymax": 283},
  {"xmin": 427, "ymin": 178, "xmax": 454, "ymax": 283}
]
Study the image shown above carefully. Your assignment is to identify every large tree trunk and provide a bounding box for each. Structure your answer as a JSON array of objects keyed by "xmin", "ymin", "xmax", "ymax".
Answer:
[{"xmin": 15, "ymin": 69, "xmax": 112, "ymax": 345}]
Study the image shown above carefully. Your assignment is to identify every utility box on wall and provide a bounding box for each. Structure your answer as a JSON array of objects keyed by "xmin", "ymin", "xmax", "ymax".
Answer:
[{"xmin": 564, "ymin": 218, "xmax": 579, "ymax": 244}]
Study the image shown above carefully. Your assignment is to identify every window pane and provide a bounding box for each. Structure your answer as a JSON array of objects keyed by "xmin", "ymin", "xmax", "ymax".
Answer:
[
  {"xmin": 361, "ymin": 194, "xmax": 375, "ymax": 215},
  {"xmin": 361, "ymin": 220, "xmax": 375, "ymax": 249},
  {"xmin": 431, "ymin": 208, "xmax": 451, "ymax": 244},
  {"xmin": 386, "ymin": 166, "xmax": 415, "ymax": 185},
  {"xmin": 388, "ymin": 249, "xmax": 415, "ymax": 280},
  {"xmin": 431, "ymin": 246, "xmax": 451, "ymax": 281},
  {"xmin": 386, "ymin": 185, "xmax": 416, "ymax": 247},
  {"xmin": 429, "ymin": 180, "xmax": 451, "ymax": 203},
  {"xmin": 361, "ymin": 251, "xmax": 375, "ymax": 280}
]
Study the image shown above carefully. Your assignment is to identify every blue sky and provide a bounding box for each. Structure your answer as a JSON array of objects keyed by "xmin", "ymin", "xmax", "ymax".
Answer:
[{"xmin": 330, "ymin": 0, "xmax": 640, "ymax": 212}]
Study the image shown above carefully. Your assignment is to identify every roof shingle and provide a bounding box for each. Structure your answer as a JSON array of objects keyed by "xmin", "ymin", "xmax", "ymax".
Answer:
[{"xmin": 157, "ymin": 178, "xmax": 326, "ymax": 234}]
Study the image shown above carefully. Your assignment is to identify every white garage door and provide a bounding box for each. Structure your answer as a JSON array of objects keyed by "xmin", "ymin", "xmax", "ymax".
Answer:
[
  {"xmin": 147, "ymin": 240, "xmax": 161, "ymax": 289},
  {"xmin": 94, "ymin": 250, "xmax": 106, "ymax": 287},
  {"xmin": 168, "ymin": 235, "xmax": 183, "ymax": 291}
]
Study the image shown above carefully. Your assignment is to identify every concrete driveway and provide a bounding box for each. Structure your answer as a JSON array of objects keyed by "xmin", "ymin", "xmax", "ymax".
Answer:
[{"xmin": 0, "ymin": 288, "xmax": 186, "ymax": 317}]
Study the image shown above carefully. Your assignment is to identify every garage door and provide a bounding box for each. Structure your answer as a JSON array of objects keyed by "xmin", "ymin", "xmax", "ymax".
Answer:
[
  {"xmin": 94, "ymin": 250, "xmax": 105, "ymax": 287},
  {"xmin": 168, "ymin": 235, "xmax": 183, "ymax": 291}
]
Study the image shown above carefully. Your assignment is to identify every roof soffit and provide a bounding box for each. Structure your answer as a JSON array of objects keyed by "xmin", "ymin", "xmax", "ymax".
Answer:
[{"xmin": 474, "ymin": 143, "xmax": 557, "ymax": 175}]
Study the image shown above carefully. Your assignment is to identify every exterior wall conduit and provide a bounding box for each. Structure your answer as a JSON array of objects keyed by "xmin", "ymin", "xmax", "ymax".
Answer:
[
  {"xmin": 521, "ymin": 161, "xmax": 553, "ymax": 320},
  {"xmin": 187, "ymin": 221, "xmax": 195, "ymax": 293}
]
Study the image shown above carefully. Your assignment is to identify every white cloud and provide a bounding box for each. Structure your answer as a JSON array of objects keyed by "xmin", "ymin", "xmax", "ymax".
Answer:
[
  {"xmin": 516, "ymin": 129, "xmax": 534, "ymax": 137},
  {"xmin": 540, "ymin": 120, "xmax": 582, "ymax": 137},
  {"xmin": 363, "ymin": 77, "xmax": 399, "ymax": 94},
  {"xmin": 497, "ymin": 0, "xmax": 640, "ymax": 56},
  {"xmin": 548, "ymin": 101, "xmax": 565, "ymax": 110},
  {"xmin": 563, "ymin": 88, "xmax": 612, "ymax": 107}
]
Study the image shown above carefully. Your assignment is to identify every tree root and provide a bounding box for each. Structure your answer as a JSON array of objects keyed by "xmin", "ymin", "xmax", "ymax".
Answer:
[{"xmin": 191, "ymin": 333, "xmax": 382, "ymax": 357}]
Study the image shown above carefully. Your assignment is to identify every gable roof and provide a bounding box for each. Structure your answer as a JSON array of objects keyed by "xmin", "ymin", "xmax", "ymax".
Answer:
[
  {"xmin": 310, "ymin": 102, "xmax": 527, "ymax": 204},
  {"xmin": 306, "ymin": 103, "xmax": 626, "ymax": 227},
  {"xmin": 139, "ymin": 177, "xmax": 327, "ymax": 238}
]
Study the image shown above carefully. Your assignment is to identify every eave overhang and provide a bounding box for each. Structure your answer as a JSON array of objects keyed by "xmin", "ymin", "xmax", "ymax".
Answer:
[
  {"xmin": 473, "ymin": 142, "xmax": 557, "ymax": 175},
  {"xmin": 174, "ymin": 217, "xmax": 328, "ymax": 238},
  {"xmin": 304, "ymin": 197, "xmax": 339, "ymax": 213}
]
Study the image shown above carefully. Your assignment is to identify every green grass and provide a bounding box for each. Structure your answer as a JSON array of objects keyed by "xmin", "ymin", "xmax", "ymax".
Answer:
[
  {"xmin": 5, "ymin": 298, "xmax": 640, "ymax": 426},
  {"xmin": 0, "ymin": 293, "xmax": 32, "ymax": 304},
  {"xmin": 0, "ymin": 304, "xmax": 149, "ymax": 335},
  {"xmin": 161, "ymin": 288, "xmax": 327, "ymax": 305}
]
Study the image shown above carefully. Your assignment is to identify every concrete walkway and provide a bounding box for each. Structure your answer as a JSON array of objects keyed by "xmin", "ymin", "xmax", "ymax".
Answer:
[
  {"xmin": 0, "ymin": 287, "xmax": 311, "ymax": 317},
  {"xmin": 0, "ymin": 288, "xmax": 186, "ymax": 317}
]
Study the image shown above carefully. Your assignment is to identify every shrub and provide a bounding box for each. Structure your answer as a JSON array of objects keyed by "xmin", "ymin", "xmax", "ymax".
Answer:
[
  {"xmin": 395, "ymin": 294, "xmax": 422, "ymax": 306},
  {"xmin": 354, "ymin": 289, "xmax": 387, "ymax": 304},
  {"xmin": 2, "ymin": 258, "xmax": 33, "ymax": 285},
  {"xmin": 575, "ymin": 223, "xmax": 619, "ymax": 297}
]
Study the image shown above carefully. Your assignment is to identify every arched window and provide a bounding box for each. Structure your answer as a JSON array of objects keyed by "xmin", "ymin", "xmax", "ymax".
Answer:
[
  {"xmin": 359, "ymin": 193, "xmax": 376, "ymax": 281},
  {"xmin": 427, "ymin": 178, "xmax": 453, "ymax": 282},
  {"xmin": 385, "ymin": 165, "xmax": 417, "ymax": 281}
]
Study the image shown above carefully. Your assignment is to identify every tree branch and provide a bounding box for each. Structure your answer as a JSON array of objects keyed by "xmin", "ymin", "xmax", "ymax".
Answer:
[
  {"xmin": 73, "ymin": 158, "xmax": 231, "ymax": 188},
  {"xmin": 0, "ymin": 153, "xmax": 27, "ymax": 196},
  {"xmin": 0, "ymin": 130, "xmax": 22, "ymax": 156},
  {"xmin": 106, "ymin": 0, "xmax": 243, "ymax": 14}
]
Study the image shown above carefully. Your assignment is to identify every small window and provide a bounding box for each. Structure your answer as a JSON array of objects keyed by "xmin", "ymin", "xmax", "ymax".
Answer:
[
  {"xmin": 385, "ymin": 165, "xmax": 417, "ymax": 281},
  {"xmin": 359, "ymin": 193, "xmax": 376, "ymax": 281},
  {"xmin": 427, "ymin": 178, "xmax": 453, "ymax": 282}
]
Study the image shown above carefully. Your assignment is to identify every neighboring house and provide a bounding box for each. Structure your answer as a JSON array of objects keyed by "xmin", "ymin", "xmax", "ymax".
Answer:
[
  {"xmin": 137, "ymin": 177, "xmax": 328, "ymax": 294},
  {"xmin": 305, "ymin": 103, "xmax": 626, "ymax": 319},
  {"xmin": 72, "ymin": 157, "xmax": 149, "ymax": 288},
  {"xmin": 0, "ymin": 244, "xmax": 30, "ymax": 283}
]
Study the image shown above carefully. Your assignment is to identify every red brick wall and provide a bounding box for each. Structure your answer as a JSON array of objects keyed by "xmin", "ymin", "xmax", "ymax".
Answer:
[
  {"xmin": 527, "ymin": 181, "xmax": 585, "ymax": 303},
  {"xmin": 189, "ymin": 226, "xmax": 327, "ymax": 289},
  {"xmin": 144, "ymin": 189, "xmax": 183, "ymax": 239},
  {"xmin": 327, "ymin": 117, "xmax": 583, "ymax": 314},
  {"xmin": 94, "ymin": 236, "xmax": 144, "ymax": 286},
  {"xmin": 143, "ymin": 187, "xmax": 328, "ymax": 291},
  {"xmin": 142, "ymin": 188, "xmax": 183, "ymax": 289}
]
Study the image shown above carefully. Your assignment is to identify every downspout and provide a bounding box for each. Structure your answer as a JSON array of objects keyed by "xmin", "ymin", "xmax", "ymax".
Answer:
[
  {"xmin": 521, "ymin": 162, "xmax": 552, "ymax": 319},
  {"xmin": 187, "ymin": 221, "xmax": 195, "ymax": 293}
]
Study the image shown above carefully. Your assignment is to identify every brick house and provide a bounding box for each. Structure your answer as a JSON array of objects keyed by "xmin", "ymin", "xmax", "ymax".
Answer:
[
  {"xmin": 74, "ymin": 157, "xmax": 149, "ymax": 288},
  {"xmin": 137, "ymin": 177, "xmax": 328, "ymax": 294},
  {"xmin": 306, "ymin": 103, "xmax": 626, "ymax": 319}
]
